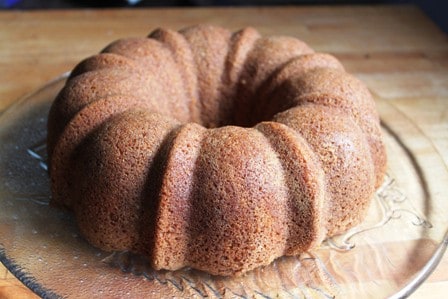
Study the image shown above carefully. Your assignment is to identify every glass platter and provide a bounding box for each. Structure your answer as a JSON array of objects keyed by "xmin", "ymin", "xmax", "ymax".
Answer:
[{"xmin": 0, "ymin": 74, "xmax": 447, "ymax": 298}]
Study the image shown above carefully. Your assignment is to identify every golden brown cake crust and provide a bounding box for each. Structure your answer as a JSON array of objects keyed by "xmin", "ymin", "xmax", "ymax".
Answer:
[{"xmin": 48, "ymin": 25, "xmax": 387, "ymax": 276}]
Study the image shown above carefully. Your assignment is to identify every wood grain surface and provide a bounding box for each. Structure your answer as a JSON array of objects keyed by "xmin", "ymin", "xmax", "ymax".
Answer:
[{"xmin": 0, "ymin": 5, "xmax": 447, "ymax": 298}]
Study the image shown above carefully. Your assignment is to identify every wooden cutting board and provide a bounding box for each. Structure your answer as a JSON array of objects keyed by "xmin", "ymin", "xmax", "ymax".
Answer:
[{"xmin": 0, "ymin": 5, "xmax": 447, "ymax": 298}]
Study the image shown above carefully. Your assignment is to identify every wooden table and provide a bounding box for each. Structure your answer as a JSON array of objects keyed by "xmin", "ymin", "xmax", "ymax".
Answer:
[{"xmin": 0, "ymin": 5, "xmax": 447, "ymax": 298}]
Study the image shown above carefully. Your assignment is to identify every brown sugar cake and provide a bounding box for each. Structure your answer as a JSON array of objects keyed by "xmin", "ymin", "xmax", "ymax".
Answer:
[{"xmin": 47, "ymin": 25, "xmax": 387, "ymax": 276}]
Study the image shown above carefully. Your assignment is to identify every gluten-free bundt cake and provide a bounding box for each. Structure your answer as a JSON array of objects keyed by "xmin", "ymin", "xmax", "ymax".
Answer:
[{"xmin": 47, "ymin": 25, "xmax": 387, "ymax": 276}]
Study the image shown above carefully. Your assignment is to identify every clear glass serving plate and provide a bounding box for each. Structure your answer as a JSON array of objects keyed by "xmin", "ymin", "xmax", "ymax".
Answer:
[{"xmin": 0, "ymin": 74, "xmax": 447, "ymax": 298}]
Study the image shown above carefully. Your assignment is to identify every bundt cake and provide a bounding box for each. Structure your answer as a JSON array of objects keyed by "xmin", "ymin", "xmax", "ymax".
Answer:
[{"xmin": 47, "ymin": 25, "xmax": 387, "ymax": 276}]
